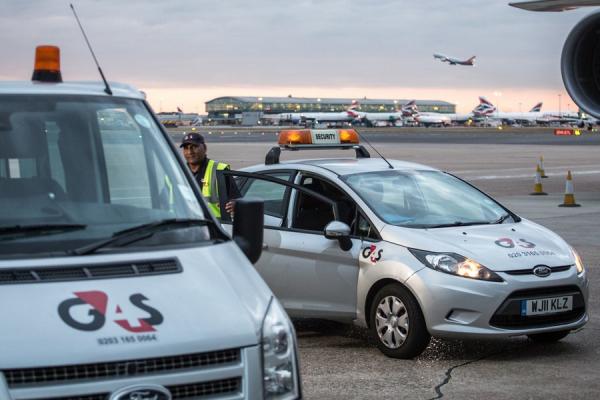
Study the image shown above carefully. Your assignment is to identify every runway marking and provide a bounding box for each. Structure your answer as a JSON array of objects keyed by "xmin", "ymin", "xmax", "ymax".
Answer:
[
  {"xmin": 459, "ymin": 169, "xmax": 600, "ymax": 180},
  {"xmin": 453, "ymin": 165, "xmax": 600, "ymax": 175}
]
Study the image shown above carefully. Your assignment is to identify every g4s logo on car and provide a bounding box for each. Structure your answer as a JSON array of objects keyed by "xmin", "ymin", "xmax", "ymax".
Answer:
[
  {"xmin": 58, "ymin": 291, "xmax": 163, "ymax": 332},
  {"xmin": 362, "ymin": 244, "xmax": 383, "ymax": 264},
  {"xmin": 494, "ymin": 237, "xmax": 536, "ymax": 249}
]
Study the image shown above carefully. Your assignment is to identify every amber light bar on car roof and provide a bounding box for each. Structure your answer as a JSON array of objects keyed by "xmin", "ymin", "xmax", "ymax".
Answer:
[
  {"xmin": 266, "ymin": 129, "xmax": 369, "ymax": 164},
  {"xmin": 278, "ymin": 129, "xmax": 360, "ymax": 146}
]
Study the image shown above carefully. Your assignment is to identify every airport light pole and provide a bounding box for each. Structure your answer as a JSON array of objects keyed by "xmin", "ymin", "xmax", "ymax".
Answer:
[
  {"xmin": 558, "ymin": 93, "xmax": 562, "ymax": 117},
  {"xmin": 493, "ymin": 91, "xmax": 502, "ymax": 112}
]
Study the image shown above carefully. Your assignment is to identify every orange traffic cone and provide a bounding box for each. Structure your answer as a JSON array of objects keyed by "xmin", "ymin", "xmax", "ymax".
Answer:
[
  {"xmin": 530, "ymin": 165, "xmax": 547, "ymax": 195},
  {"xmin": 559, "ymin": 171, "xmax": 581, "ymax": 207},
  {"xmin": 539, "ymin": 156, "xmax": 548, "ymax": 178}
]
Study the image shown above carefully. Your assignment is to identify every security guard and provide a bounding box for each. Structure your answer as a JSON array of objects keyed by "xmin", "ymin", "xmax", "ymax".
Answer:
[{"xmin": 180, "ymin": 132, "xmax": 235, "ymax": 218}]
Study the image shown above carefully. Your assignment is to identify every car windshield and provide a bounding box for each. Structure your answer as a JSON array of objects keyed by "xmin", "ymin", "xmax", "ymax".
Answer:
[
  {"xmin": 0, "ymin": 94, "xmax": 208, "ymax": 256},
  {"xmin": 343, "ymin": 170, "xmax": 513, "ymax": 228}
]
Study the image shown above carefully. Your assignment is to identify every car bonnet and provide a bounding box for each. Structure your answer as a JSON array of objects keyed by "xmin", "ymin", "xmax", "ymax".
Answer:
[{"xmin": 380, "ymin": 218, "xmax": 574, "ymax": 271}]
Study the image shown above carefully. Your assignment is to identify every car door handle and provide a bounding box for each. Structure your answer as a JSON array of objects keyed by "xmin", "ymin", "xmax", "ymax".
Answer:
[{"xmin": 262, "ymin": 243, "xmax": 269, "ymax": 250}]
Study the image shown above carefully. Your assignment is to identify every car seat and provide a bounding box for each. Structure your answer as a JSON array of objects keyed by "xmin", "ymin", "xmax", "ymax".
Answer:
[{"xmin": 293, "ymin": 182, "xmax": 334, "ymax": 231}]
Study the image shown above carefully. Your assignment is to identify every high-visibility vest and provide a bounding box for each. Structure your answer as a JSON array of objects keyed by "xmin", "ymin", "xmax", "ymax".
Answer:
[{"xmin": 201, "ymin": 159, "xmax": 230, "ymax": 218}]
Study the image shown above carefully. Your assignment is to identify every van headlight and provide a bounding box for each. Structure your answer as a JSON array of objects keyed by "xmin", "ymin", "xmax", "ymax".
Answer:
[
  {"xmin": 262, "ymin": 297, "xmax": 300, "ymax": 400},
  {"xmin": 410, "ymin": 249, "xmax": 503, "ymax": 282},
  {"xmin": 572, "ymin": 248, "xmax": 585, "ymax": 275}
]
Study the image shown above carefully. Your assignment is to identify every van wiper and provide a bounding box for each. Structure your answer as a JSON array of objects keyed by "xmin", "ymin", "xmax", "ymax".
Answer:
[
  {"xmin": 71, "ymin": 218, "xmax": 213, "ymax": 256},
  {"xmin": 427, "ymin": 221, "xmax": 491, "ymax": 228},
  {"xmin": 0, "ymin": 224, "xmax": 87, "ymax": 241},
  {"xmin": 492, "ymin": 214, "xmax": 511, "ymax": 224}
]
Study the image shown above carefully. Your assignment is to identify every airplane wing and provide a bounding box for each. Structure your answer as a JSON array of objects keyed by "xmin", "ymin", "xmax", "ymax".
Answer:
[{"xmin": 510, "ymin": 0, "xmax": 600, "ymax": 11}]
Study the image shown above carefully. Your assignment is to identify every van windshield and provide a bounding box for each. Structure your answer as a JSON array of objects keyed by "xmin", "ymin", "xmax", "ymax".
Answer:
[
  {"xmin": 343, "ymin": 170, "xmax": 514, "ymax": 228},
  {"xmin": 0, "ymin": 94, "xmax": 208, "ymax": 257}
]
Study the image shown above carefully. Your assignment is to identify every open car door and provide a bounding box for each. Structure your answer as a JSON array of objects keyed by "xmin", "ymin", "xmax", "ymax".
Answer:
[{"xmin": 217, "ymin": 169, "xmax": 361, "ymax": 321}]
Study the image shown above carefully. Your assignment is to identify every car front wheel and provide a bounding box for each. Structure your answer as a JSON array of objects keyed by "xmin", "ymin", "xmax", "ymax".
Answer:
[{"xmin": 369, "ymin": 283, "xmax": 430, "ymax": 358}]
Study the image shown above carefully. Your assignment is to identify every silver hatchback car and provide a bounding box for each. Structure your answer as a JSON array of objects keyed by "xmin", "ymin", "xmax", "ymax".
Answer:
[{"xmin": 220, "ymin": 129, "xmax": 589, "ymax": 358}]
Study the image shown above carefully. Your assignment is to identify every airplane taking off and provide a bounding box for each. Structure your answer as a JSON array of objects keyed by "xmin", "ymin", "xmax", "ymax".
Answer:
[{"xmin": 433, "ymin": 53, "xmax": 476, "ymax": 66}]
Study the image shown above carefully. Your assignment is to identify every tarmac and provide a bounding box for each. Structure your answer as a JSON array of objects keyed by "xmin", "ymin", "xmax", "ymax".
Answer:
[{"xmin": 171, "ymin": 127, "xmax": 600, "ymax": 399}]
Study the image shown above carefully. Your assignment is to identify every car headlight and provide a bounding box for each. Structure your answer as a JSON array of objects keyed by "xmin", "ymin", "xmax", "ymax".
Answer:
[
  {"xmin": 410, "ymin": 249, "xmax": 503, "ymax": 282},
  {"xmin": 262, "ymin": 297, "xmax": 300, "ymax": 400},
  {"xmin": 572, "ymin": 248, "xmax": 585, "ymax": 275}
]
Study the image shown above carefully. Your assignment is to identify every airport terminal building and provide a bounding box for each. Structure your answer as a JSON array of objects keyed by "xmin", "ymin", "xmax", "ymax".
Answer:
[{"xmin": 205, "ymin": 96, "xmax": 455, "ymax": 122}]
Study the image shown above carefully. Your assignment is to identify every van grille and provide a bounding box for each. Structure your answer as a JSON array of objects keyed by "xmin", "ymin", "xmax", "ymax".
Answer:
[
  {"xmin": 4, "ymin": 348, "xmax": 240, "ymax": 387},
  {"xmin": 0, "ymin": 258, "xmax": 181, "ymax": 285},
  {"xmin": 169, "ymin": 377, "xmax": 241, "ymax": 398},
  {"xmin": 25, "ymin": 377, "xmax": 242, "ymax": 400}
]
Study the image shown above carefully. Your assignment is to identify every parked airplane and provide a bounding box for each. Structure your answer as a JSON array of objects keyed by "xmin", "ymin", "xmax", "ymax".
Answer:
[
  {"xmin": 397, "ymin": 101, "xmax": 453, "ymax": 127},
  {"xmin": 473, "ymin": 97, "xmax": 548, "ymax": 124},
  {"xmin": 276, "ymin": 100, "xmax": 359, "ymax": 124},
  {"xmin": 410, "ymin": 101, "xmax": 485, "ymax": 125},
  {"xmin": 347, "ymin": 101, "xmax": 416, "ymax": 125},
  {"xmin": 433, "ymin": 53, "xmax": 476, "ymax": 66}
]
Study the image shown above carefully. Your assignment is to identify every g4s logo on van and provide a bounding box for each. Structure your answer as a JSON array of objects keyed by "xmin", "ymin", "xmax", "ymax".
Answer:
[
  {"xmin": 58, "ymin": 291, "xmax": 163, "ymax": 333},
  {"xmin": 362, "ymin": 244, "xmax": 383, "ymax": 264}
]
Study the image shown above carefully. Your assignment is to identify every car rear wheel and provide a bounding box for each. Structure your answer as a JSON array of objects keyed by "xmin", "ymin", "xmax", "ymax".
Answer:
[
  {"xmin": 369, "ymin": 283, "xmax": 430, "ymax": 358},
  {"xmin": 527, "ymin": 330, "xmax": 570, "ymax": 343}
]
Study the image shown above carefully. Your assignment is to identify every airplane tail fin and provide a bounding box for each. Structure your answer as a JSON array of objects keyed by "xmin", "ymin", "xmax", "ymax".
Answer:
[
  {"xmin": 347, "ymin": 100, "xmax": 359, "ymax": 111},
  {"xmin": 529, "ymin": 102, "xmax": 543, "ymax": 112},
  {"xmin": 479, "ymin": 96, "xmax": 494, "ymax": 106},
  {"xmin": 401, "ymin": 100, "xmax": 418, "ymax": 116},
  {"xmin": 473, "ymin": 96, "xmax": 496, "ymax": 115},
  {"xmin": 467, "ymin": 56, "xmax": 476, "ymax": 64}
]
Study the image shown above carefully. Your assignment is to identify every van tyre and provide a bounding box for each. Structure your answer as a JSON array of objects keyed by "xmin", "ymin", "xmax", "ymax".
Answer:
[
  {"xmin": 369, "ymin": 283, "xmax": 430, "ymax": 358},
  {"xmin": 527, "ymin": 330, "xmax": 570, "ymax": 343}
]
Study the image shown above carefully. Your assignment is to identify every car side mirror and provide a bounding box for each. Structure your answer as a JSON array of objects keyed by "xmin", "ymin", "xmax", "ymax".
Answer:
[
  {"xmin": 233, "ymin": 199, "xmax": 264, "ymax": 264},
  {"xmin": 324, "ymin": 221, "xmax": 352, "ymax": 251}
]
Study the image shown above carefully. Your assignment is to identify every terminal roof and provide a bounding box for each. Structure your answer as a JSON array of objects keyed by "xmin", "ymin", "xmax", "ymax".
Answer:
[{"xmin": 208, "ymin": 96, "xmax": 455, "ymax": 107}]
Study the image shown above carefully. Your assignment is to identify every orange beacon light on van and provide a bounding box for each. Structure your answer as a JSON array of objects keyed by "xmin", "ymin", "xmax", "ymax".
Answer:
[{"xmin": 32, "ymin": 45, "xmax": 63, "ymax": 83}]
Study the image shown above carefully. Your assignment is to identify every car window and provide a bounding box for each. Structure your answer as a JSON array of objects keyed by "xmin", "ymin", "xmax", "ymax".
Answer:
[
  {"xmin": 343, "ymin": 170, "xmax": 508, "ymax": 228},
  {"xmin": 356, "ymin": 212, "xmax": 378, "ymax": 240},
  {"xmin": 240, "ymin": 172, "xmax": 292, "ymax": 224},
  {"xmin": 292, "ymin": 175, "xmax": 355, "ymax": 232}
]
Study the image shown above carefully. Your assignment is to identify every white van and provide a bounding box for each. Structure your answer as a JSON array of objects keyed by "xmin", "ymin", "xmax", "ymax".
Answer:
[{"xmin": 0, "ymin": 46, "xmax": 301, "ymax": 400}]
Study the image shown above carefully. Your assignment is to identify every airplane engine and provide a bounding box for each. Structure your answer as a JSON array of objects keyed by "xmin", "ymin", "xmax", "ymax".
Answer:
[{"xmin": 561, "ymin": 10, "xmax": 600, "ymax": 118}]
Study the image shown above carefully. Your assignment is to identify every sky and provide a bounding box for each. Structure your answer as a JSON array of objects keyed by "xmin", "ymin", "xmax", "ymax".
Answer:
[{"xmin": 0, "ymin": 0, "xmax": 591, "ymax": 113}]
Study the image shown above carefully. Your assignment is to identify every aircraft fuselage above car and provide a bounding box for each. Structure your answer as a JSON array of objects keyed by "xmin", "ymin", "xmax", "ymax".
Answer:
[{"xmin": 510, "ymin": 0, "xmax": 600, "ymax": 11}]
